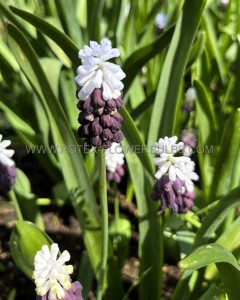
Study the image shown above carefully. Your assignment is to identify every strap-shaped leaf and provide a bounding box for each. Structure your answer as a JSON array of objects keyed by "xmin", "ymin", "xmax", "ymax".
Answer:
[
  {"xmin": 148, "ymin": 0, "xmax": 207, "ymax": 146},
  {"xmin": 180, "ymin": 243, "xmax": 240, "ymax": 300}
]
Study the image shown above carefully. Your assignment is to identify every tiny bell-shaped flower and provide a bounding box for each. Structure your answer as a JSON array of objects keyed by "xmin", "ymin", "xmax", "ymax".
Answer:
[
  {"xmin": 33, "ymin": 243, "xmax": 83, "ymax": 300},
  {"xmin": 75, "ymin": 39, "xmax": 125, "ymax": 149},
  {"xmin": 0, "ymin": 134, "xmax": 16, "ymax": 194},
  {"xmin": 105, "ymin": 142, "xmax": 125, "ymax": 183},
  {"xmin": 151, "ymin": 136, "xmax": 199, "ymax": 214}
]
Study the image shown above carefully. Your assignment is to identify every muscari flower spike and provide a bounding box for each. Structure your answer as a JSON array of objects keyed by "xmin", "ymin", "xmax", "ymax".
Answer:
[
  {"xmin": 33, "ymin": 243, "xmax": 83, "ymax": 300},
  {"xmin": 154, "ymin": 12, "xmax": 168, "ymax": 34},
  {"xmin": 105, "ymin": 142, "xmax": 125, "ymax": 183},
  {"xmin": 75, "ymin": 38, "xmax": 126, "ymax": 149},
  {"xmin": 151, "ymin": 136, "xmax": 199, "ymax": 214},
  {"xmin": 0, "ymin": 134, "xmax": 16, "ymax": 193},
  {"xmin": 182, "ymin": 87, "xmax": 197, "ymax": 114},
  {"xmin": 180, "ymin": 129, "xmax": 197, "ymax": 157}
]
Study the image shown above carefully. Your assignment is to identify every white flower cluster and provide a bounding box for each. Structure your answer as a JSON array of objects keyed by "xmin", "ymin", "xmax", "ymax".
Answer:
[
  {"xmin": 75, "ymin": 38, "xmax": 126, "ymax": 101},
  {"xmin": 152, "ymin": 136, "xmax": 198, "ymax": 192},
  {"xmin": 105, "ymin": 142, "xmax": 124, "ymax": 173},
  {"xmin": 33, "ymin": 244, "xmax": 73, "ymax": 300},
  {"xmin": 0, "ymin": 134, "xmax": 15, "ymax": 167},
  {"xmin": 185, "ymin": 87, "xmax": 197, "ymax": 102},
  {"xmin": 154, "ymin": 12, "xmax": 168, "ymax": 30}
]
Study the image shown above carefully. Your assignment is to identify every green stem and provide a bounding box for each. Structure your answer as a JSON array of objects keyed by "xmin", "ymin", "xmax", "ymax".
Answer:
[
  {"xmin": 97, "ymin": 147, "xmax": 108, "ymax": 300},
  {"xmin": 8, "ymin": 189, "xmax": 23, "ymax": 221}
]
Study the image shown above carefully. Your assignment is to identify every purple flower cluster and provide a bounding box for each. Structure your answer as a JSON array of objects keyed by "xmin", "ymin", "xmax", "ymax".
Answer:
[
  {"xmin": 77, "ymin": 89, "xmax": 123, "ymax": 149},
  {"xmin": 180, "ymin": 129, "xmax": 197, "ymax": 149},
  {"xmin": 36, "ymin": 282, "xmax": 83, "ymax": 300},
  {"xmin": 151, "ymin": 176, "xmax": 195, "ymax": 214},
  {"xmin": 107, "ymin": 164, "xmax": 125, "ymax": 183},
  {"xmin": 0, "ymin": 163, "xmax": 17, "ymax": 194}
]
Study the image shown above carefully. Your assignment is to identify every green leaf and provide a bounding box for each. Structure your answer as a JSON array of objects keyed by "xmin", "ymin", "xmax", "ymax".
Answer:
[
  {"xmin": 14, "ymin": 169, "xmax": 45, "ymax": 229},
  {"xmin": 42, "ymin": 17, "xmax": 72, "ymax": 68},
  {"xmin": 40, "ymin": 58, "xmax": 62, "ymax": 99},
  {"xmin": 194, "ymin": 79, "xmax": 218, "ymax": 196},
  {"xmin": 10, "ymin": 221, "xmax": 52, "ymax": 278},
  {"xmin": 54, "ymin": 0, "xmax": 83, "ymax": 47},
  {"xmin": 122, "ymin": 138, "xmax": 162, "ymax": 300},
  {"xmin": 148, "ymin": 0, "xmax": 207, "ymax": 146},
  {"xmin": 202, "ymin": 11, "xmax": 227, "ymax": 85},
  {"xmin": 198, "ymin": 285, "xmax": 225, "ymax": 300},
  {"xmin": 179, "ymin": 243, "xmax": 240, "ymax": 300},
  {"xmin": 194, "ymin": 186, "xmax": 240, "ymax": 248},
  {"xmin": 122, "ymin": 27, "xmax": 174, "ymax": 92},
  {"xmin": 186, "ymin": 31, "xmax": 206, "ymax": 68},
  {"xmin": 209, "ymin": 109, "xmax": 240, "ymax": 200},
  {"xmin": 121, "ymin": 107, "xmax": 153, "ymax": 174},
  {"xmin": 10, "ymin": 6, "xmax": 79, "ymax": 66}
]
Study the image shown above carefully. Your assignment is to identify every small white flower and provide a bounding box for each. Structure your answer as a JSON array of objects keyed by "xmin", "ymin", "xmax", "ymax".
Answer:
[
  {"xmin": 75, "ymin": 38, "xmax": 126, "ymax": 101},
  {"xmin": 154, "ymin": 136, "xmax": 184, "ymax": 155},
  {"xmin": 33, "ymin": 244, "xmax": 73, "ymax": 300},
  {"xmin": 177, "ymin": 160, "xmax": 199, "ymax": 192},
  {"xmin": 105, "ymin": 142, "xmax": 124, "ymax": 173},
  {"xmin": 153, "ymin": 155, "xmax": 190, "ymax": 181},
  {"xmin": 185, "ymin": 87, "xmax": 197, "ymax": 102},
  {"xmin": 0, "ymin": 134, "xmax": 15, "ymax": 167},
  {"xmin": 155, "ymin": 12, "xmax": 168, "ymax": 30}
]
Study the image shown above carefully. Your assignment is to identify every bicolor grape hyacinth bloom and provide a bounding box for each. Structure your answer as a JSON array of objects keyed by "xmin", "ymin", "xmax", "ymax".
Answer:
[
  {"xmin": 151, "ymin": 136, "xmax": 199, "ymax": 214},
  {"xmin": 105, "ymin": 142, "xmax": 125, "ymax": 183},
  {"xmin": 154, "ymin": 12, "xmax": 168, "ymax": 34},
  {"xmin": 75, "ymin": 39, "xmax": 126, "ymax": 149},
  {"xmin": 182, "ymin": 87, "xmax": 197, "ymax": 114},
  {"xmin": 180, "ymin": 129, "xmax": 197, "ymax": 157},
  {"xmin": 33, "ymin": 244, "xmax": 83, "ymax": 300},
  {"xmin": 0, "ymin": 134, "xmax": 16, "ymax": 193}
]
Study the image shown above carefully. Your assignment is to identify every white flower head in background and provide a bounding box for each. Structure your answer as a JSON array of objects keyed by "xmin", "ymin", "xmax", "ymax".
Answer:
[
  {"xmin": 185, "ymin": 87, "xmax": 197, "ymax": 102},
  {"xmin": 75, "ymin": 38, "xmax": 126, "ymax": 101},
  {"xmin": 154, "ymin": 136, "xmax": 184, "ymax": 156},
  {"xmin": 0, "ymin": 134, "xmax": 15, "ymax": 167},
  {"xmin": 154, "ymin": 12, "xmax": 168, "ymax": 30},
  {"xmin": 33, "ymin": 243, "xmax": 73, "ymax": 300},
  {"xmin": 105, "ymin": 142, "xmax": 124, "ymax": 173},
  {"xmin": 105, "ymin": 142, "xmax": 125, "ymax": 183}
]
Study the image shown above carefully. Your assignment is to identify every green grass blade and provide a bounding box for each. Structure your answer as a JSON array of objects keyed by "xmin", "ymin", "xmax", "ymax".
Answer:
[
  {"xmin": 209, "ymin": 109, "xmax": 240, "ymax": 201},
  {"xmin": 122, "ymin": 139, "xmax": 162, "ymax": 300},
  {"xmin": 148, "ymin": 0, "xmax": 207, "ymax": 146},
  {"xmin": 194, "ymin": 187, "xmax": 240, "ymax": 248},
  {"xmin": 121, "ymin": 107, "xmax": 153, "ymax": 174},
  {"xmin": 122, "ymin": 27, "xmax": 174, "ymax": 92},
  {"xmin": 10, "ymin": 6, "xmax": 79, "ymax": 66}
]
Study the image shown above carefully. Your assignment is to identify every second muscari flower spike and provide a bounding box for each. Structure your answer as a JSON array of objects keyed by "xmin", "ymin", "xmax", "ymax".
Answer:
[
  {"xmin": 75, "ymin": 38, "xmax": 126, "ymax": 149},
  {"xmin": 151, "ymin": 136, "xmax": 199, "ymax": 214},
  {"xmin": 105, "ymin": 142, "xmax": 125, "ymax": 183},
  {"xmin": 0, "ymin": 134, "xmax": 17, "ymax": 194},
  {"xmin": 33, "ymin": 243, "xmax": 83, "ymax": 300}
]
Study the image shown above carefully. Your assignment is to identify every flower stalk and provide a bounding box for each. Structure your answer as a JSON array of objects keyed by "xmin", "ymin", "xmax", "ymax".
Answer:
[
  {"xmin": 97, "ymin": 146, "xmax": 108, "ymax": 300},
  {"xmin": 9, "ymin": 189, "xmax": 23, "ymax": 221}
]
